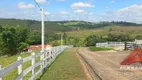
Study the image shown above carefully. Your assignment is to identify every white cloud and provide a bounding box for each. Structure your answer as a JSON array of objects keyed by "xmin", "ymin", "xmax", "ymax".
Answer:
[
  {"xmin": 117, "ymin": 4, "xmax": 142, "ymax": 12},
  {"xmin": 59, "ymin": 11, "xmax": 69, "ymax": 14},
  {"xmin": 4, "ymin": 3, "xmax": 142, "ymax": 23},
  {"xmin": 89, "ymin": 12, "xmax": 95, "ymax": 15},
  {"xmin": 0, "ymin": 10, "xmax": 41, "ymax": 20},
  {"xmin": 45, "ymin": 12, "xmax": 50, "ymax": 15},
  {"xmin": 71, "ymin": 2, "xmax": 95, "ymax": 9},
  {"xmin": 110, "ymin": 0, "xmax": 115, "ymax": 3},
  {"xmin": 56, "ymin": 0, "xmax": 66, "ymax": 2},
  {"xmin": 99, "ymin": 4, "xmax": 142, "ymax": 23},
  {"xmin": 17, "ymin": 2, "xmax": 34, "ymax": 9},
  {"xmin": 74, "ymin": 9, "xmax": 88, "ymax": 14},
  {"xmin": 35, "ymin": 0, "xmax": 47, "ymax": 4}
]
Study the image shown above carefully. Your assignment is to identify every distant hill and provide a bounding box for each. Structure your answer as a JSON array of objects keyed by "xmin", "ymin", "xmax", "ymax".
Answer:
[
  {"xmin": 0, "ymin": 18, "xmax": 142, "ymax": 33},
  {"xmin": 0, "ymin": 19, "xmax": 71, "ymax": 33}
]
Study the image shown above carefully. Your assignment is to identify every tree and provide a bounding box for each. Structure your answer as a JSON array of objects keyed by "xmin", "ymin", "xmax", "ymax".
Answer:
[
  {"xmin": 85, "ymin": 35, "xmax": 105, "ymax": 46},
  {"xmin": 27, "ymin": 31, "xmax": 41, "ymax": 45},
  {"xmin": 0, "ymin": 26, "xmax": 29, "ymax": 56},
  {"xmin": 136, "ymin": 35, "xmax": 142, "ymax": 40},
  {"xmin": 45, "ymin": 33, "xmax": 60, "ymax": 44},
  {"xmin": 17, "ymin": 42, "xmax": 29, "ymax": 51}
]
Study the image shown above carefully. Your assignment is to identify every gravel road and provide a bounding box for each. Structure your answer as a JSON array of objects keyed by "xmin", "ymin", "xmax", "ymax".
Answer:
[{"xmin": 77, "ymin": 48, "xmax": 142, "ymax": 80}]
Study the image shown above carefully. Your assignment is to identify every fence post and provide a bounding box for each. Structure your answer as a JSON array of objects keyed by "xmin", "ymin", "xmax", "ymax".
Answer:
[
  {"xmin": 42, "ymin": 51, "xmax": 44, "ymax": 69},
  {"xmin": 31, "ymin": 52, "xmax": 35, "ymax": 80},
  {"xmin": 60, "ymin": 46, "xmax": 62, "ymax": 54},
  {"xmin": 0, "ymin": 65, "xmax": 2, "ymax": 80},
  {"xmin": 40, "ymin": 51, "xmax": 42, "ymax": 75},
  {"xmin": 54, "ymin": 47, "xmax": 58, "ymax": 58},
  {"xmin": 44, "ymin": 50, "xmax": 47, "ymax": 67},
  {"xmin": 40, "ymin": 51, "xmax": 44, "ymax": 75},
  {"xmin": 58, "ymin": 47, "xmax": 60, "ymax": 55},
  {"xmin": 54, "ymin": 48, "xmax": 56, "ymax": 57},
  {"xmin": 49, "ymin": 48, "xmax": 53, "ymax": 63},
  {"xmin": 17, "ymin": 57, "xmax": 22, "ymax": 80}
]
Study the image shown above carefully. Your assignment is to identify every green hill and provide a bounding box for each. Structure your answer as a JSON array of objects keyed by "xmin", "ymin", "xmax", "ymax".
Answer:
[
  {"xmin": 0, "ymin": 19, "xmax": 71, "ymax": 33},
  {"xmin": 1, "ymin": 19, "xmax": 142, "ymax": 33},
  {"xmin": 0, "ymin": 18, "xmax": 142, "ymax": 47}
]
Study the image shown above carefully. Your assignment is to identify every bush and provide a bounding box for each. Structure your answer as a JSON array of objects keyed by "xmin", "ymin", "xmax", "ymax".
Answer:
[{"xmin": 89, "ymin": 46, "xmax": 112, "ymax": 51}]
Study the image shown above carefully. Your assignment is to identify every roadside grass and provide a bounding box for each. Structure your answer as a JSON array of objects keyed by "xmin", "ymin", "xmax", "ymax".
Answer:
[
  {"xmin": 41, "ymin": 48, "xmax": 87, "ymax": 80},
  {"xmin": 0, "ymin": 49, "xmax": 41, "ymax": 80},
  {"xmin": 90, "ymin": 46, "xmax": 112, "ymax": 51}
]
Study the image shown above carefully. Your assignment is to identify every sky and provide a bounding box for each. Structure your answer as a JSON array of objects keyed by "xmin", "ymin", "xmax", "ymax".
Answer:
[{"xmin": 1, "ymin": 0, "xmax": 142, "ymax": 23}]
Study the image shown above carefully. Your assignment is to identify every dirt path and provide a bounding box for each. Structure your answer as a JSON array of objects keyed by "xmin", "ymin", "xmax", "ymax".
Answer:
[{"xmin": 77, "ymin": 48, "xmax": 142, "ymax": 80}]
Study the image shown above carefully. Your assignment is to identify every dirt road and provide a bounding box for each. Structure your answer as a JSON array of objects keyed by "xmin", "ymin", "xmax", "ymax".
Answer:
[{"xmin": 77, "ymin": 48, "xmax": 142, "ymax": 80}]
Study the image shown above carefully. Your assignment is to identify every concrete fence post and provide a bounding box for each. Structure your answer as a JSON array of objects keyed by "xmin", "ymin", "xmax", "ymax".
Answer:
[
  {"xmin": 40, "ymin": 50, "xmax": 45, "ymax": 75},
  {"xmin": 42, "ymin": 51, "xmax": 44, "ymax": 68},
  {"xmin": 56, "ymin": 47, "xmax": 58, "ymax": 57},
  {"xmin": 0, "ymin": 65, "xmax": 2, "ymax": 80},
  {"xmin": 58, "ymin": 47, "xmax": 60, "ymax": 55},
  {"xmin": 49, "ymin": 48, "xmax": 53, "ymax": 63},
  {"xmin": 45, "ymin": 50, "xmax": 47, "ymax": 67},
  {"xmin": 40, "ymin": 51, "xmax": 43, "ymax": 75},
  {"xmin": 32, "ymin": 52, "xmax": 35, "ymax": 80},
  {"xmin": 55, "ymin": 48, "xmax": 57, "ymax": 56},
  {"xmin": 54, "ymin": 48, "xmax": 56, "ymax": 57},
  {"xmin": 17, "ymin": 57, "xmax": 22, "ymax": 80}
]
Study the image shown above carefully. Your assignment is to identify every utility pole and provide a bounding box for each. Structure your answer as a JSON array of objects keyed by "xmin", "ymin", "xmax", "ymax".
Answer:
[
  {"xmin": 41, "ymin": 8, "xmax": 44, "ymax": 52},
  {"xmin": 61, "ymin": 33, "xmax": 63, "ymax": 46}
]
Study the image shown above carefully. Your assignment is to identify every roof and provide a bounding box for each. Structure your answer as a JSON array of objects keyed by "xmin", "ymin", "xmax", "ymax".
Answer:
[
  {"xmin": 30, "ymin": 45, "xmax": 47, "ymax": 50},
  {"xmin": 120, "ymin": 48, "xmax": 142, "ymax": 65}
]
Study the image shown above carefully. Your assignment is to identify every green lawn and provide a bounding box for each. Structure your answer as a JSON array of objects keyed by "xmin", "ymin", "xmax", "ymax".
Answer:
[
  {"xmin": 89, "ymin": 46, "xmax": 112, "ymax": 51},
  {"xmin": 41, "ymin": 48, "xmax": 87, "ymax": 80},
  {"xmin": 0, "ymin": 49, "xmax": 40, "ymax": 80}
]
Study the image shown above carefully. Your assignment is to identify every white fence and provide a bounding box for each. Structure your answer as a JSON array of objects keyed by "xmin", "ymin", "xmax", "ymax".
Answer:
[
  {"xmin": 96, "ymin": 40, "xmax": 142, "ymax": 50},
  {"xmin": 96, "ymin": 42, "xmax": 125, "ymax": 48},
  {"xmin": 0, "ymin": 45, "xmax": 73, "ymax": 80},
  {"xmin": 134, "ymin": 39, "xmax": 142, "ymax": 45}
]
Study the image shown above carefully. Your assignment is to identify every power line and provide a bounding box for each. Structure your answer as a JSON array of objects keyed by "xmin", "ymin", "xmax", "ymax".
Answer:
[
  {"xmin": 33, "ymin": 0, "xmax": 50, "ymax": 21},
  {"xmin": 34, "ymin": 0, "xmax": 41, "ymax": 10},
  {"xmin": 44, "ymin": 14, "xmax": 50, "ymax": 21}
]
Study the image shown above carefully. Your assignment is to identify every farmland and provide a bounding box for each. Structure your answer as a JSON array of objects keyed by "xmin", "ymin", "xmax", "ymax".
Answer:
[{"xmin": 65, "ymin": 26, "xmax": 142, "ymax": 38}]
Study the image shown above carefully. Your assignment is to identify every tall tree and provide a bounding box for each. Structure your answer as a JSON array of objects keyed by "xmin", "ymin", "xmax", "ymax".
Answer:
[{"xmin": 0, "ymin": 26, "xmax": 29, "ymax": 56}]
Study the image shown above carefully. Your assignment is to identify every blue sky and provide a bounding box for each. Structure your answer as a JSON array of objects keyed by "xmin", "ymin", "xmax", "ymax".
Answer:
[{"xmin": 1, "ymin": 0, "xmax": 142, "ymax": 23}]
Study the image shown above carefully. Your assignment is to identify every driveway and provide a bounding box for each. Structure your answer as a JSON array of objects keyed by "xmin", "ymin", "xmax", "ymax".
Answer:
[{"xmin": 77, "ymin": 48, "xmax": 142, "ymax": 80}]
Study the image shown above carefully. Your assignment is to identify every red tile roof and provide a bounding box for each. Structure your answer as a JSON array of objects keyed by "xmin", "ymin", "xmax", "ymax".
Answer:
[
  {"xmin": 120, "ymin": 48, "xmax": 142, "ymax": 65},
  {"xmin": 29, "ymin": 45, "xmax": 47, "ymax": 50}
]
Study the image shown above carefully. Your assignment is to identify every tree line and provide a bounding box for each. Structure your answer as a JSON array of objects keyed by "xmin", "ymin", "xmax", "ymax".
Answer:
[
  {"xmin": 0, "ymin": 24, "xmax": 142, "ymax": 56},
  {"xmin": 0, "ymin": 25, "xmax": 61, "ymax": 56},
  {"xmin": 60, "ymin": 33, "xmax": 142, "ymax": 47}
]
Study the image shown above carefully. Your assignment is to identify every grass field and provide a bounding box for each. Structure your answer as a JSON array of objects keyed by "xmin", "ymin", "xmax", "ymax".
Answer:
[
  {"xmin": 41, "ymin": 48, "xmax": 87, "ymax": 80},
  {"xmin": 89, "ymin": 46, "xmax": 112, "ymax": 51},
  {"xmin": 0, "ymin": 49, "xmax": 40, "ymax": 80},
  {"xmin": 65, "ymin": 26, "xmax": 142, "ymax": 38}
]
